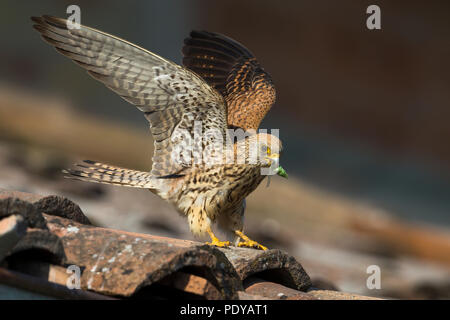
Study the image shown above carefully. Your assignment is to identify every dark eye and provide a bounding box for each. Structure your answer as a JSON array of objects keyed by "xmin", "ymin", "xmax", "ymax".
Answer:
[{"xmin": 260, "ymin": 145, "xmax": 271, "ymax": 155}]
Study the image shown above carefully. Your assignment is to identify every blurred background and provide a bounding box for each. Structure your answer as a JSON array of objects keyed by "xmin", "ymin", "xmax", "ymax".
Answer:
[{"xmin": 0, "ymin": 0, "xmax": 449, "ymax": 298}]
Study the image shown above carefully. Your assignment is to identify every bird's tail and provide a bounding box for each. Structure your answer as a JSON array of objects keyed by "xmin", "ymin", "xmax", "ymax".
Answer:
[{"xmin": 63, "ymin": 160, "xmax": 155, "ymax": 189}]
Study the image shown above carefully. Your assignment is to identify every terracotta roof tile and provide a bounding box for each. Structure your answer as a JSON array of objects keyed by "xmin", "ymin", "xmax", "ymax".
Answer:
[
  {"xmin": 219, "ymin": 247, "xmax": 312, "ymax": 291},
  {"xmin": 44, "ymin": 214, "xmax": 242, "ymax": 299},
  {"xmin": 0, "ymin": 189, "xmax": 378, "ymax": 300}
]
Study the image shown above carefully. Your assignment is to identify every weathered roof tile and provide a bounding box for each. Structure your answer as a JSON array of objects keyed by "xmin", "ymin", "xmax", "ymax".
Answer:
[
  {"xmin": 0, "ymin": 188, "xmax": 90, "ymax": 225},
  {"xmin": 45, "ymin": 214, "xmax": 242, "ymax": 299},
  {"xmin": 0, "ymin": 189, "xmax": 374, "ymax": 300},
  {"xmin": 219, "ymin": 247, "xmax": 312, "ymax": 291},
  {"xmin": 0, "ymin": 215, "xmax": 27, "ymax": 261}
]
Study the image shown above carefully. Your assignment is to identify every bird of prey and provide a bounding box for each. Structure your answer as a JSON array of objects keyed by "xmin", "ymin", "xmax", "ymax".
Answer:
[{"xmin": 31, "ymin": 15, "xmax": 287, "ymax": 250}]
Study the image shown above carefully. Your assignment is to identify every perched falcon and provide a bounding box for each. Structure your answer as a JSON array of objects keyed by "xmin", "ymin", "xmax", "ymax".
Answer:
[{"xmin": 31, "ymin": 15, "xmax": 287, "ymax": 250}]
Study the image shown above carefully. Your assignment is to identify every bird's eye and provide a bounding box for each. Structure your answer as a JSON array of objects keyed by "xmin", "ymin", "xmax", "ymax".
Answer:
[{"xmin": 266, "ymin": 146, "xmax": 271, "ymax": 155}]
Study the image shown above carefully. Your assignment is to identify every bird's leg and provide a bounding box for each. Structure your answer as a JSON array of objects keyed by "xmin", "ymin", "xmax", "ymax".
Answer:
[
  {"xmin": 206, "ymin": 227, "xmax": 230, "ymax": 248},
  {"xmin": 234, "ymin": 230, "xmax": 268, "ymax": 251}
]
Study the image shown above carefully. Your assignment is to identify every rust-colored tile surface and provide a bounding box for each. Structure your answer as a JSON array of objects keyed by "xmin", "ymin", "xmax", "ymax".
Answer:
[
  {"xmin": 0, "ymin": 188, "xmax": 380, "ymax": 300},
  {"xmin": 219, "ymin": 247, "xmax": 312, "ymax": 291}
]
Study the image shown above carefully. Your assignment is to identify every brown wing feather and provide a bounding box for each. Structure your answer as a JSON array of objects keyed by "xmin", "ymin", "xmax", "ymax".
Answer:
[
  {"xmin": 182, "ymin": 31, "xmax": 276, "ymax": 130},
  {"xmin": 31, "ymin": 16, "xmax": 227, "ymax": 177}
]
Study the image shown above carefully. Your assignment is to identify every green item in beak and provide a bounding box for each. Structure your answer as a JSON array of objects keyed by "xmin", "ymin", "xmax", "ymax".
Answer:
[{"xmin": 276, "ymin": 166, "xmax": 288, "ymax": 178}]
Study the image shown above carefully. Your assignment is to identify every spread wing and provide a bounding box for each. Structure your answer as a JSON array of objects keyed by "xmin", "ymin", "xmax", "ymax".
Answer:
[
  {"xmin": 31, "ymin": 16, "xmax": 227, "ymax": 177},
  {"xmin": 182, "ymin": 31, "xmax": 276, "ymax": 131}
]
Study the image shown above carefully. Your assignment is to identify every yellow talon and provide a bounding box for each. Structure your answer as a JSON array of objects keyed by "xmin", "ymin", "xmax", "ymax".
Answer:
[
  {"xmin": 237, "ymin": 240, "xmax": 268, "ymax": 251},
  {"xmin": 206, "ymin": 239, "xmax": 231, "ymax": 248},
  {"xmin": 206, "ymin": 228, "xmax": 230, "ymax": 248},
  {"xmin": 235, "ymin": 230, "xmax": 268, "ymax": 251}
]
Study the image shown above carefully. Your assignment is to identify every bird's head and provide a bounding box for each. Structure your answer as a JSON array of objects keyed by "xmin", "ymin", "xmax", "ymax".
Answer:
[{"xmin": 254, "ymin": 132, "xmax": 287, "ymax": 178}]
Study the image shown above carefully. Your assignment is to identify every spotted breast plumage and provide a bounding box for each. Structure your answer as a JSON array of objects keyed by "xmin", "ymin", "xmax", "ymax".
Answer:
[{"xmin": 31, "ymin": 15, "xmax": 287, "ymax": 250}]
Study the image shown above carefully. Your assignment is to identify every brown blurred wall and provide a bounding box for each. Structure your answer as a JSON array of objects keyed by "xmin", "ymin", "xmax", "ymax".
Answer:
[{"xmin": 194, "ymin": 0, "xmax": 450, "ymax": 169}]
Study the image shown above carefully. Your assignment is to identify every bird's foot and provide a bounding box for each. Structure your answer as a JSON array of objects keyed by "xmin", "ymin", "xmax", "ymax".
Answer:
[
  {"xmin": 234, "ymin": 230, "xmax": 268, "ymax": 250},
  {"xmin": 237, "ymin": 240, "xmax": 268, "ymax": 251},
  {"xmin": 206, "ymin": 238, "xmax": 231, "ymax": 248},
  {"xmin": 206, "ymin": 228, "xmax": 230, "ymax": 248}
]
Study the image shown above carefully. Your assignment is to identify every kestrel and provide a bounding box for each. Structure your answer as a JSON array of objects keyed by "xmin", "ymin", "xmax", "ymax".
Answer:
[{"xmin": 31, "ymin": 15, "xmax": 287, "ymax": 250}]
